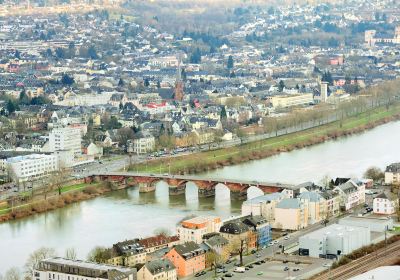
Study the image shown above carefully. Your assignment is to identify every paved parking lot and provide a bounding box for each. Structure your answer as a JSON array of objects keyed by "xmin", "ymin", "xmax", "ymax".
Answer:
[{"xmin": 215, "ymin": 257, "xmax": 329, "ymax": 280}]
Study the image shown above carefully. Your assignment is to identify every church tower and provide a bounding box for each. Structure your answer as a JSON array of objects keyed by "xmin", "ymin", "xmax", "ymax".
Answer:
[{"xmin": 174, "ymin": 55, "xmax": 184, "ymax": 101}]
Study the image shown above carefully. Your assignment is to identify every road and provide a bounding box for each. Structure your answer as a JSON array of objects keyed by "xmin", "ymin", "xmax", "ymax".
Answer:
[{"xmin": 186, "ymin": 219, "xmax": 341, "ymax": 280}]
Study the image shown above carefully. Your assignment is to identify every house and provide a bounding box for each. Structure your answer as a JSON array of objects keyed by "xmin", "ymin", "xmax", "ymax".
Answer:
[
  {"xmin": 384, "ymin": 163, "xmax": 400, "ymax": 185},
  {"xmin": 164, "ymin": 242, "xmax": 206, "ymax": 277},
  {"xmin": 333, "ymin": 180, "xmax": 365, "ymax": 211},
  {"xmin": 34, "ymin": 257, "xmax": 137, "ymax": 280},
  {"xmin": 241, "ymin": 192, "xmax": 286, "ymax": 222},
  {"xmin": 373, "ymin": 193, "xmax": 398, "ymax": 215},
  {"xmin": 320, "ymin": 190, "xmax": 341, "ymax": 218},
  {"xmin": 84, "ymin": 142, "xmax": 103, "ymax": 159},
  {"xmin": 242, "ymin": 216, "xmax": 272, "ymax": 249},
  {"xmin": 274, "ymin": 198, "xmax": 308, "ymax": 230},
  {"xmin": 137, "ymin": 259, "xmax": 176, "ymax": 280},
  {"xmin": 177, "ymin": 216, "xmax": 222, "ymax": 244},
  {"xmin": 203, "ymin": 235, "xmax": 229, "ymax": 256},
  {"xmin": 219, "ymin": 221, "xmax": 256, "ymax": 252},
  {"xmin": 132, "ymin": 132, "xmax": 155, "ymax": 154}
]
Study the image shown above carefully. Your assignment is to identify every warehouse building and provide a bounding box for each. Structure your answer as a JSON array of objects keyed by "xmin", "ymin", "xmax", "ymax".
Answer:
[{"xmin": 299, "ymin": 224, "xmax": 370, "ymax": 258}]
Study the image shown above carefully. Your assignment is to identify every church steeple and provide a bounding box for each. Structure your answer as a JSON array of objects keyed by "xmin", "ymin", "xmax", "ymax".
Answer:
[{"xmin": 174, "ymin": 54, "xmax": 184, "ymax": 101}]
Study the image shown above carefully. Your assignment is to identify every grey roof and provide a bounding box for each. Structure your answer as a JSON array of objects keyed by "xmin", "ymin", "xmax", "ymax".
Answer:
[
  {"xmin": 298, "ymin": 191, "xmax": 323, "ymax": 202},
  {"xmin": 204, "ymin": 235, "xmax": 229, "ymax": 248},
  {"xmin": 243, "ymin": 192, "xmax": 284, "ymax": 205},
  {"xmin": 220, "ymin": 222, "xmax": 249, "ymax": 234},
  {"xmin": 386, "ymin": 163, "xmax": 400, "ymax": 173},
  {"xmin": 335, "ymin": 180, "xmax": 358, "ymax": 194},
  {"xmin": 145, "ymin": 259, "xmax": 175, "ymax": 275},
  {"xmin": 276, "ymin": 198, "xmax": 301, "ymax": 209},
  {"xmin": 173, "ymin": 242, "xmax": 205, "ymax": 260}
]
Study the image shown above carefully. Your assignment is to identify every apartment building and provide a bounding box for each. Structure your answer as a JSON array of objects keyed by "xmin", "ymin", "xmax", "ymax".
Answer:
[
  {"xmin": 177, "ymin": 216, "xmax": 222, "ymax": 244},
  {"xmin": 132, "ymin": 132, "xmax": 155, "ymax": 155},
  {"xmin": 7, "ymin": 154, "xmax": 58, "ymax": 183},
  {"xmin": 49, "ymin": 126, "xmax": 82, "ymax": 156},
  {"xmin": 274, "ymin": 198, "xmax": 308, "ymax": 230},
  {"xmin": 33, "ymin": 257, "xmax": 136, "ymax": 280},
  {"xmin": 219, "ymin": 221, "xmax": 257, "ymax": 252},
  {"xmin": 164, "ymin": 242, "xmax": 206, "ymax": 277},
  {"xmin": 333, "ymin": 180, "xmax": 365, "ymax": 211},
  {"xmin": 269, "ymin": 93, "xmax": 314, "ymax": 108}
]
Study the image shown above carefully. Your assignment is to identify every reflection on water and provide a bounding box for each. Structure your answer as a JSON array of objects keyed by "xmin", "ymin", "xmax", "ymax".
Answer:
[{"xmin": 2, "ymin": 121, "xmax": 400, "ymax": 272}]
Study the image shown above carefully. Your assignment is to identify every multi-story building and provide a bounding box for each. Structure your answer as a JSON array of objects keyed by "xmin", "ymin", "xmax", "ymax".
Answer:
[
  {"xmin": 219, "ymin": 221, "xmax": 257, "ymax": 252},
  {"xmin": 242, "ymin": 216, "xmax": 272, "ymax": 249},
  {"xmin": 299, "ymin": 191, "xmax": 325, "ymax": 224},
  {"xmin": 333, "ymin": 180, "xmax": 365, "ymax": 211},
  {"xmin": 373, "ymin": 193, "xmax": 398, "ymax": 215},
  {"xmin": 384, "ymin": 163, "xmax": 400, "ymax": 185},
  {"xmin": 164, "ymin": 242, "xmax": 206, "ymax": 277},
  {"xmin": 274, "ymin": 198, "xmax": 308, "ymax": 230},
  {"xmin": 137, "ymin": 259, "xmax": 176, "ymax": 280},
  {"xmin": 7, "ymin": 154, "xmax": 58, "ymax": 183},
  {"xmin": 269, "ymin": 93, "xmax": 314, "ymax": 108},
  {"xmin": 241, "ymin": 192, "xmax": 286, "ymax": 222},
  {"xmin": 33, "ymin": 257, "xmax": 137, "ymax": 280},
  {"xmin": 107, "ymin": 235, "xmax": 180, "ymax": 267},
  {"xmin": 320, "ymin": 190, "xmax": 341, "ymax": 218},
  {"xmin": 177, "ymin": 216, "xmax": 222, "ymax": 244},
  {"xmin": 299, "ymin": 224, "xmax": 370, "ymax": 258},
  {"xmin": 49, "ymin": 126, "xmax": 82, "ymax": 156},
  {"xmin": 132, "ymin": 132, "xmax": 155, "ymax": 155}
]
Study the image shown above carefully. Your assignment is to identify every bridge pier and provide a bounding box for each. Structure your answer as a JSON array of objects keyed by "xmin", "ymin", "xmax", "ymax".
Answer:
[
  {"xmin": 138, "ymin": 182, "xmax": 156, "ymax": 193},
  {"xmin": 198, "ymin": 188, "xmax": 216, "ymax": 198},
  {"xmin": 230, "ymin": 190, "xmax": 247, "ymax": 201},
  {"xmin": 169, "ymin": 184, "xmax": 186, "ymax": 196}
]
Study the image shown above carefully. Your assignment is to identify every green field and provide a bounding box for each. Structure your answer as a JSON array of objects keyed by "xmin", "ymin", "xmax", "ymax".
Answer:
[{"xmin": 130, "ymin": 104, "xmax": 400, "ymax": 174}]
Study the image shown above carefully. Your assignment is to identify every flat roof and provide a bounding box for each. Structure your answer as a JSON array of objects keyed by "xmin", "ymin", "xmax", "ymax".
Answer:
[{"xmin": 301, "ymin": 223, "xmax": 369, "ymax": 239}]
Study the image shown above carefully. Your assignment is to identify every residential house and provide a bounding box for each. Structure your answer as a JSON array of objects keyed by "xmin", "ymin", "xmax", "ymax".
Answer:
[
  {"xmin": 219, "ymin": 221, "xmax": 257, "ymax": 253},
  {"xmin": 137, "ymin": 259, "xmax": 176, "ymax": 280},
  {"xmin": 320, "ymin": 190, "xmax": 341, "ymax": 218},
  {"xmin": 203, "ymin": 235, "xmax": 229, "ymax": 256},
  {"xmin": 242, "ymin": 216, "xmax": 272, "ymax": 249},
  {"xmin": 333, "ymin": 180, "xmax": 365, "ymax": 211},
  {"xmin": 298, "ymin": 191, "xmax": 325, "ymax": 224},
  {"xmin": 132, "ymin": 132, "xmax": 155, "ymax": 154},
  {"xmin": 164, "ymin": 242, "xmax": 206, "ymax": 277},
  {"xmin": 385, "ymin": 163, "xmax": 400, "ymax": 185},
  {"xmin": 373, "ymin": 192, "xmax": 398, "ymax": 215}
]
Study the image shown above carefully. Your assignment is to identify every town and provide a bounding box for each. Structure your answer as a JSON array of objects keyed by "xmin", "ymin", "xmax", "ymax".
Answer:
[{"xmin": 0, "ymin": 0, "xmax": 399, "ymax": 279}]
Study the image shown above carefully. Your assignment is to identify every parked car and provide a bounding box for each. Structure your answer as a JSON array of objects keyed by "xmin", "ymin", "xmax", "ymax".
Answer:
[
  {"xmin": 284, "ymin": 267, "xmax": 289, "ymax": 271},
  {"xmin": 224, "ymin": 273, "xmax": 234, "ymax": 277},
  {"xmin": 293, "ymin": 268, "xmax": 300, "ymax": 272}
]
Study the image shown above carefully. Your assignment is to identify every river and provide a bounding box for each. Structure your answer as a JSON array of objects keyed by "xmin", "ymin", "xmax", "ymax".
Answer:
[{"xmin": 1, "ymin": 121, "xmax": 400, "ymax": 273}]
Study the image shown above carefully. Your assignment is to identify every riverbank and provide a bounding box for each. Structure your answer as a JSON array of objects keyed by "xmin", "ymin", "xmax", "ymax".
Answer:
[
  {"xmin": 131, "ymin": 104, "xmax": 400, "ymax": 174},
  {"xmin": 0, "ymin": 182, "xmax": 125, "ymax": 223}
]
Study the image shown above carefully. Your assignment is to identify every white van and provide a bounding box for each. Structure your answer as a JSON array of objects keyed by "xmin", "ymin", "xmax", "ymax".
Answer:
[{"xmin": 234, "ymin": 267, "xmax": 245, "ymax": 273}]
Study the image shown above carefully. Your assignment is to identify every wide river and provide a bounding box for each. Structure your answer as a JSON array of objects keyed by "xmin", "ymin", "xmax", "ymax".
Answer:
[{"xmin": 1, "ymin": 121, "xmax": 400, "ymax": 272}]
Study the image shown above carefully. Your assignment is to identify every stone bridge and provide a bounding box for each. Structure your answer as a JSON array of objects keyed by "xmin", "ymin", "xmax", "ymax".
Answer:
[{"xmin": 85, "ymin": 172, "xmax": 294, "ymax": 200}]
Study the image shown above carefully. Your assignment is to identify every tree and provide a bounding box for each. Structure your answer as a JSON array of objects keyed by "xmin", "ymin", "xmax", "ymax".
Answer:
[
  {"xmin": 15, "ymin": 50, "xmax": 21, "ymax": 59},
  {"xmin": 144, "ymin": 78, "xmax": 150, "ymax": 87},
  {"xmin": 65, "ymin": 247, "xmax": 77, "ymax": 260},
  {"xmin": 190, "ymin": 48, "xmax": 202, "ymax": 64},
  {"xmin": 87, "ymin": 246, "xmax": 109, "ymax": 263},
  {"xmin": 25, "ymin": 247, "xmax": 56, "ymax": 277},
  {"xmin": 153, "ymin": 227, "xmax": 172, "ymax": 236},
  {"xmin": 55, "ymin": 47, "xmax": 66, "ymax": 59},
  {"xmin": 87, "ymin": 45, "xmax": 98, "ymax": 59},
  {"xmin": 229, "ymin": 237, "xmax": 247, "ymax": 266},
  {"xmin": 220, "ymin": 106, "xmax": 227, "ymax": 120},
  {"xmin": 61, "ymin": 74, "xmax": 74, "ymax": 85},
  {"xmin": 19, "ymin": 90, "xmax": 30, "ymax": 105},
  {"xmin": 227, "ymin": 55, "xmax": 234, "ymax": 70},
  {"xmin": 4, "ymin": 268, "xmax": 20, "ymax": 280},
  {"xmin": 6, "ymin": 100, "xmax": 17, "ymax": 114},
  {"xmin": 364, "ymin": 166, "xmax": 384, "ymax": 181},
  {"xmin": 116, "ymin": 127, "xmax": 134, "ymax": 146},
  {"xmin": 278, "ymin": 80, "xmax": 285, "ymax": 92},
  {"xmin": 206, "ymin": 249, "xmax": 227, "ymax": 277}
]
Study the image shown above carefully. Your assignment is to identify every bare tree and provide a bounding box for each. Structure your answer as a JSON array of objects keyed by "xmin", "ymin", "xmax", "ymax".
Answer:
[
  {"xmin": 229, "ymin": 237, "xmax": 247, "ymax": 266},
  {"xmin": 4, "ymin": 268, "xmax": 21, "ymax": 280},
  {"xmin": 65, "ymin": 247, "xmax": 77, "ymax": 260},
  {"xmin": 206, "ymin": 249, "xmax": 227, "ymax": 276},
  {"xmin": 25, "ymin": 247, "xmax": 56, "ymax": 278},
  {"xmin": 87, "ymin": 246, "xmax": 110, "ymax": 263},
  {"xmin": 153, "ymin": 227, "xmax": 172, "ymax": 236}
]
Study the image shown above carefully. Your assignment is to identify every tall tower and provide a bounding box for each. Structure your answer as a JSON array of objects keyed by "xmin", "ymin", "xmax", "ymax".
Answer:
[
  {"xmin": 320, "ymin": 82, "xmax": 328, "ymax": 102},
  {"xmin": 174, "ymin": 55, "xmax": 184, "ymax": 101}
]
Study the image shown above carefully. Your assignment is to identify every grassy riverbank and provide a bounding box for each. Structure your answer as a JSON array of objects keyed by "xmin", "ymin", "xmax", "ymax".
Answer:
[
  {"xmin": 130, "ymin": 104, "xmax": 400, "ymax": 174},
  {"xmin": 0, "ymin": 182, "xmax": 120, "ymax": 222}
]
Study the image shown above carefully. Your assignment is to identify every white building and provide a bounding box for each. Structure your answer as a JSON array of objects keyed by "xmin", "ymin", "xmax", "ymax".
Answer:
[
  {"xmin": 338, "ymin": 215, "xmax": 394, "ymax": 232},
  {"xmin": 333, "ymin": 180, "xmax": 365, "ymax": 211},
  {"xmin": 241, "ymin": 192, "xmax": 286, "ymax": 222},
  {"xmin": 269, "ymin": 93, "xmax": 314, "ymax": 108},
  {"xmin": 299, "ymin": 224, "xmax": 370, "ymax": 258},
  {"xmin": 34, "ymin": 257, "xmax": 136, "ymax": 280},
  {"xmin": 384, "ymin": 163, "xmax": 400, "ymax": 185},
  {"xmin": 7, "ymin": 154, "xmax": 58, "ymax": 183},
  {"xmin": 373, "ymin": 193, "xmax": 398, "ymax": 215},
  {"xmin": 177, "ymin": 216, "xmax": 222, "ymax": 244},
  {"xmin": 49, "ymin": 126, "xmax": 82, "ymax": 156},
  {"xmin": 132, "ymin": 132, "xmax": 155, "ymax": 155}
]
